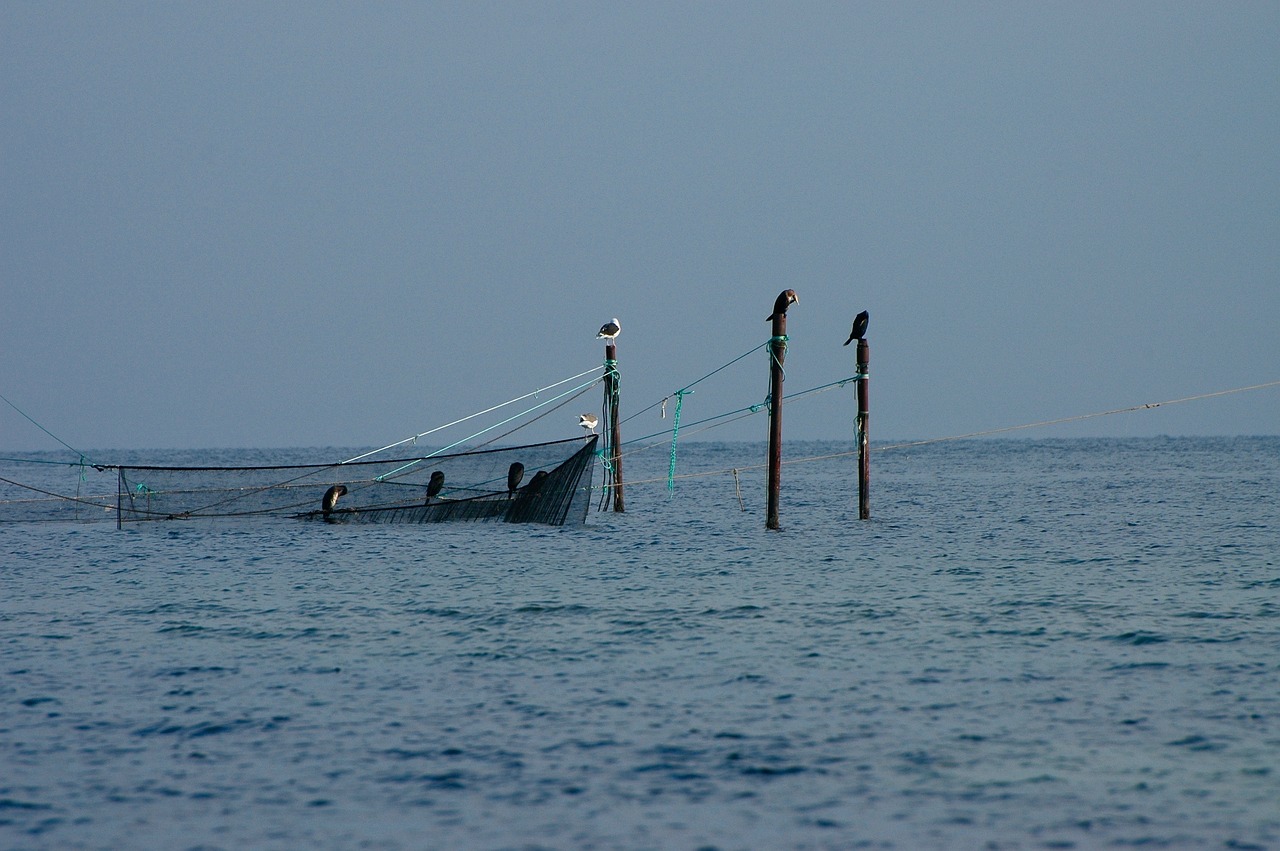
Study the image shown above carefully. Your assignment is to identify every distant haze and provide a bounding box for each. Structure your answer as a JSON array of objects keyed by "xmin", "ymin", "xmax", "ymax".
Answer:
[{"xmin": 3, "ymin": 2, "xmax": 1277, "ymax": 451}]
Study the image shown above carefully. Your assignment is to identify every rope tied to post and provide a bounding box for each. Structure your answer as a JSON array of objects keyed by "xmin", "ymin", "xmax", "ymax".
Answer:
[
  {"xmin": 667, "ymin": 388, "xmax": 692, "ymax": 494},
  {"xmin": 768, "ymin": 334, "xmax": 788, "ymax": 381}
]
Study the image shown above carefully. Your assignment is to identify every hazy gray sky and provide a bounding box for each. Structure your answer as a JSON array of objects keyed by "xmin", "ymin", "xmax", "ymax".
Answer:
[{"xmin": 3, "ymin": 2, "xmax": 1277, "ymax": 451}]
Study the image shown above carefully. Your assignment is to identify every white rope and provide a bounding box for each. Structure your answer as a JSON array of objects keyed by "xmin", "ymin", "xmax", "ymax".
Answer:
[{"xmin": 341, "ymin": 365, "xmax": 603, "ymax": 464}]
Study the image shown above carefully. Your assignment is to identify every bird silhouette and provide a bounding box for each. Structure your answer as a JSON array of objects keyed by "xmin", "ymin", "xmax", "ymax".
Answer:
[
  {"xmin": 766, "ymin": 289, "xmax": 798, "ymax": 320},
  {"xmin": 843, "ymin": 310, "xmax": 869, "ymax": 346},
  {"xmin": 507, "ymin": 462, "xmax": 525, "ymax": 499},
  {"xmin": 424, "ymin": 470, "xmax": 445, "ymax": 505}
]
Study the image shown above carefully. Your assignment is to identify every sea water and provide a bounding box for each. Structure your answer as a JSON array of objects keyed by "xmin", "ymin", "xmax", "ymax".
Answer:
[{"xmin": 2, "ymin": 437, "xmax": 1277, "ymax": 850}]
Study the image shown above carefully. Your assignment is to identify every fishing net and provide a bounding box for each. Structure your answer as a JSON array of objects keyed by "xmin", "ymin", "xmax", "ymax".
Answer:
[{"xmin": 0, "ymin": 436, "xmax": 598, "ymax": 527}]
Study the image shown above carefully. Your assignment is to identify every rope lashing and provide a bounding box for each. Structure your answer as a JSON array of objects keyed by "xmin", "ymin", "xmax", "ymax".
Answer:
[
  {"xmin": 767, "ymin": 334, "xmax": 788, "ymax": 382},
  {"xmin": 667, "ymin": 388, "xmax": 692, "ymax": 494}
]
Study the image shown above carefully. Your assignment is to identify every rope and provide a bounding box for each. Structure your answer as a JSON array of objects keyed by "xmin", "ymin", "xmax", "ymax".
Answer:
[
  {"xmin": 666, "ymin": 389, "xmax": 691, "ymax": 494},
  {"xmin": 0, "ymin": 392, "xmax": 91, "ymax": 462},
  {"xmin": 471, "ymin": 382, "xmax": 596, "ymax": 449},
  {"xmin": 341, "ymin": 365, "xmax": 602, "ymax": 464},
  {"xmin": 600, "ymin": 378, "xmax": 1280, "ymax": 489},
  {"xmin": 374, "ymin": 374, "xmax": 602, "ymax": 481},
  {"xmin": 767, "ymin": 334, "xmax": 788, "ymax": 389},
  {"xmin": 620, "ymin": 341, "xmax": 770, "ymax": 427}
]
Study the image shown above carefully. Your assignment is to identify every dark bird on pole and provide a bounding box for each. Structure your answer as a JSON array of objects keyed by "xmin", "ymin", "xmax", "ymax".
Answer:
[
  {"xmin": 766, "ymin": 289, "xmax": 798, "ymax": 320},
  {"xmin": 322, "ymin": 484, "xmax": 347, "ymax": 515},
  {"xmin": 596, "ymin": 318, "xmax": 621, "ymax": 342},
  {"xmin": 507, "ymin": 462, "xmax": 525, "ymax": 499},
  {"xmin": 843, "ymin": 310, "xmax": 869, "ymax": 346},
  {"xmin": 425, "ymin": 470, "xmax": 445, "ymax": 504}
]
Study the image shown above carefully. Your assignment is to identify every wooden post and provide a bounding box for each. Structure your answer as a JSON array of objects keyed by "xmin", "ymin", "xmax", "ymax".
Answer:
[
  {"xmin": 856, "ymin": 338, "xmax": 870, "ymax": 520},
  {"xmin": 766, "ymin": 298, "xmax": 789, "ymax": 530},
  {"xmin": 605, "ymin": 343, "xmax": 624, "ymax": 512}
]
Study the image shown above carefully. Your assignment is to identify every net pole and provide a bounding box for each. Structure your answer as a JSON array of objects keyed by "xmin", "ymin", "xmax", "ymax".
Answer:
[
  {"xmin": 605, "ymin": 343, "xmax": 625, "ymax": 512},
  {"xmin": 766, "ymin": 292, "xmax": 792, "ymax": 531},
  {"xmin": 856, "ymin": 337, "xmax": 870, "ymax": 520}
]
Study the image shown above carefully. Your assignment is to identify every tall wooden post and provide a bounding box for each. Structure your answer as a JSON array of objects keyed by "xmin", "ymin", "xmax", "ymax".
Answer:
[
  {"xmin": 766, "ymin": 296, "xmax": 790, "ymax": 530},
  {"xmin": 605, "ymin": 343, "xmax": 624, "ymax": 512},
  {"xmin": 856, "ymin": 338, "xmax": 870, "ymax": 519}
]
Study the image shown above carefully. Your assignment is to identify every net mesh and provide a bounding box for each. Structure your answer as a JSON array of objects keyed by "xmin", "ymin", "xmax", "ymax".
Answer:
[{"xmin": 0, "ymin": 436, "xmax": 598, "ymax": 527}]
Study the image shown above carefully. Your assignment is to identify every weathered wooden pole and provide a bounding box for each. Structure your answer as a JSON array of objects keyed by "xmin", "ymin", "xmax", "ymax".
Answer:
[
  {"xmin": 605, "ymin": 343, "xmax": 625, "ymax": 512},
  {"xmin": 856, "ymin": 337, "xmax": 870, "ymax": 520},
  {"xmin": 766, "ymin": 289, "xmax": 796, "ymax": 530}
]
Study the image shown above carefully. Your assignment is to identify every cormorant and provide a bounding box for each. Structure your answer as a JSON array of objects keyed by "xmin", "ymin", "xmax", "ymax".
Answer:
[
  {"xmin": 524, "ymin": 470, "xmax": 549, "ymax": 495},
  {"xmin": 843, "ymin": 310, "xmax": 869, "ymax": 346},
  {"xmin": 425, "ymin": 470, "xmax": 445, "ymax": 505},
  {"xmin": 322, "ymin": 484, "xmax": 347, "ymax": 515},
  {"xmin": 766, "ymin": 289, "xmax": 798, "ymax": 320},
  {"xmin": 507, "ymin": 462, "xmax": 525, "ymax": 499}
]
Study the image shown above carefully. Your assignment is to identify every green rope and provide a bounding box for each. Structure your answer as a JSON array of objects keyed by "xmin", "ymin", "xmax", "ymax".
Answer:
[
  {"xmin": 768, "ymin": 334, "xmax": 788, "ymax": 384},
  {"xmin": 666, "ymin": 388, "xmax": 691, "ymax": 494}
]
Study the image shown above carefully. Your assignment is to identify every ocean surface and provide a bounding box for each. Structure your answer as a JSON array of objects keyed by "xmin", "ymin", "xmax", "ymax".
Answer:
[{"xmin": 2, "ymin": 437, "xmax": 1278, "ymax": 850}]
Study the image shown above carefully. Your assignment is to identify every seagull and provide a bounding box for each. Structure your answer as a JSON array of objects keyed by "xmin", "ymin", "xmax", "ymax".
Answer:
[
  {"xmin": 766, "ymin": 289, "xmax": 798, "ymax": 320},
  {"xmin": 596, "ymin": 318, "xmax": 621, "ymax": 342},
  {"xmin": 578, "ymin": 413, "xmax": 599, "ymax": 434},
  {"xmin": 843, "ymin": 310, "xmax": 869, "ymax": 346}
]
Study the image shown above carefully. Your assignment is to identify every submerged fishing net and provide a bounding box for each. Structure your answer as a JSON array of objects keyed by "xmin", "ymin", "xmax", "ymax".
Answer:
[{"xmin": 0, "ymin": 436, "xmax": 598, "ymax": 527}]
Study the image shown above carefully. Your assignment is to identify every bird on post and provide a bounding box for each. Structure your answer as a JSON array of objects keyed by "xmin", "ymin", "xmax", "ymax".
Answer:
[
  {"xmin": 578, "ymin": 413, "xmax": 599, "ymax": 434},
  {"xmin": 766, "ymin": 289, "xmax": 798, "ymax": 320},
  {"xmin": 596, "ymin": 318, "xmax": 621, "ymax": 342},
  {"xmin": 843, "ymin": 310, "xmax": 869, "ymax": 346}
]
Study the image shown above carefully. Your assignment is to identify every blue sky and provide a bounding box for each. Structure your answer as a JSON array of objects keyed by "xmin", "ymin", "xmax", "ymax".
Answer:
[{"xmin": 3, "ymin": 2, "xmax": 1277, "ymax": 451}]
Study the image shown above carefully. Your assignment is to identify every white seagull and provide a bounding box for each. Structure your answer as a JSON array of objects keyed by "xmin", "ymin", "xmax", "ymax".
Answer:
[
  {"xmin": 578, "ymin": 413, "xmax": 599, "ymax": 434},
  {"xmin": 596, "ymin": 318, "xmax": 621, "ymax": 342}
]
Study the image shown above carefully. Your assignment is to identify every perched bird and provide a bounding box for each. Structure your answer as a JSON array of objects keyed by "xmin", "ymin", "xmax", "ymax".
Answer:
[
  {"xmin": 578, "ymin": 413, "xmax": 599, "ymax": 434},
  {"xmin": 507, "ymin": 462, "xmax": 525, "ymax": 499},
  {"xmin": 596, "ymin": 318, "xmax": 621, "ymax": 342},
  {"xmin": 766, "ymin": 289, "xmax": 798, "ymax": 321},
  {"xmin": 524, "ymin": 470, "xmax": 549, "ymax": 495},
  {"xmin": 321, "ymin": 484, "xmax": 348, "ymax": 516},
  {"xmin": 424, "ymin": 470, "xmax": 445, "ymax": 505},
  {"xmin": 843, "ymin": 310, "xmax": 869, "ymax": 346}
]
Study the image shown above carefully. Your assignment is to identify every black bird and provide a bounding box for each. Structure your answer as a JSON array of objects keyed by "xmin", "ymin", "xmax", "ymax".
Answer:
[
  {"xmin": 322, "ymin": 484, "xmax": 348, "ymax": 515},
  {"xmin": 507, "ymin": 462, "xmax": 525, "ymax": 499},
  {"xmin": 524, "ymin": 470, "xmax": 549, "ymax": 495},
  {"xmin": 843, "ymin": 310, "xmax": 869, "ymax": 346},
  {"xmin": 766, "ymin": 289, "xmax": 798, "ymax": 321},
  {"xmin": 425, "ymin": 470, "xmax": 445, "ymax": 504}
]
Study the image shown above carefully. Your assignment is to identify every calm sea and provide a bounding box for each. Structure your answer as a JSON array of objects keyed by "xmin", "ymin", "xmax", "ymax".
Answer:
[{"xmin": 2, "ymin": 438, "xmax": 1278, "ymax": 850}]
